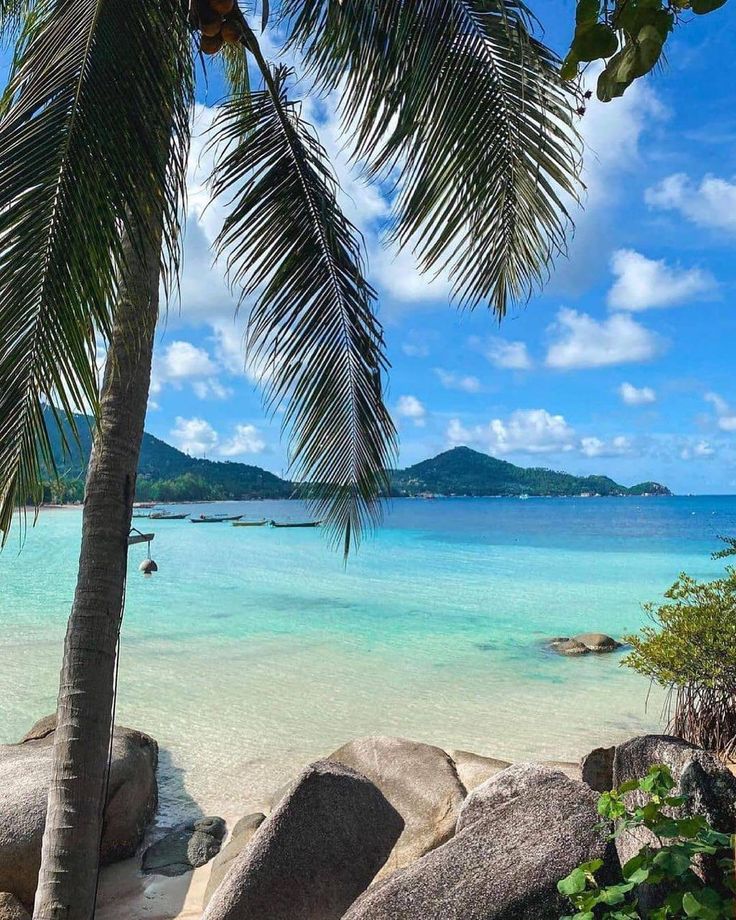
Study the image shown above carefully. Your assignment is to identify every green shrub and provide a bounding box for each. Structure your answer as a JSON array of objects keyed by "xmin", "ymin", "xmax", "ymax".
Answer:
[
  {"xmin": 558, "ymin": 764, "xmax": 735, "ymax": 919},
  {"xmin": 623, "ymin": 558, "xmax": 736, "ymax": 757}
]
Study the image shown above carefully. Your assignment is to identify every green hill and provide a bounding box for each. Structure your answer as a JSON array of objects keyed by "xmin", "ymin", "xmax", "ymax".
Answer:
[
  {"xmin": 388, "ymin": 446, "xmax": 671, "ymax": 497},
  {"xmin": 43, "ymin": 415, "xmax": 670, "ymax": 502},
  {"xmin": 44, "ymin": 413, "xmax": 292, "ymax": 502}
]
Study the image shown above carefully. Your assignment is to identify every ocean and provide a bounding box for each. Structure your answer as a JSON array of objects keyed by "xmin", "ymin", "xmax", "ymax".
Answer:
[{"xmin": 1, "ymin": 495, "xmax": 734, "ymax": 822}]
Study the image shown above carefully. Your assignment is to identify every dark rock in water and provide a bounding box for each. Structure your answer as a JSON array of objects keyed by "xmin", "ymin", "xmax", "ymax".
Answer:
[
  {"xmin": 0, "ymin": 715, "xmax": 157, "ymax": 908},
  {"xmin": 548, "ymin": 637, "xmax": 590, "ymax": 656},
  {"xmin": 201, "ymin": 760, "xmax": 403, "ymax": 920},
  {"xmin": 613, "ymin": 734, "xmax": 736, "ymax": 909},
  {"xmin": 0, "ymin": 892, "xmax": 30, "ymax": 920},
  {"xmin": 203, "ymin": 813, "xmax": 266, "ymax": 907},
  {"xmin": 328, "ymin": 736, "xmax": 465, "ymax": 878},
  {"xmin": 581, "ymin": 745, "xmax": 615, "ymax": 792},
  {"xmin": 574, "ymin": 633, "xmax": 622, "ymax": 652},
  {"xmin": 548, "ymin": 633, "xmax": 622, "ymax": 656},
  {"xmin": 142, "ymin": 816, "xmax": 226, "ymax": 877},
  {"xmin": 474, "ymin": 642, "xmax": 495, "ymax": 652},
  {"xmin": 344, "ymin": 763, "xmax": 619, "ymax": 920}
]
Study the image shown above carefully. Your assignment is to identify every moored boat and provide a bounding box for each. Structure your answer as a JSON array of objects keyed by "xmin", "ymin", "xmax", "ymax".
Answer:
[
  {"xmin": 190, "ymin": 514, "xmax": 244, "ymax": 523},
  {"xmin": 149, "ymin": 511, "xmax": 188, "ymax": 520},
  {"xmin": 232, "ymin": 519, "xmax": 268, "ymax": 527},
  {"xmin": 269, "ymin": 520, "xmax": 322, "ymax": 528}
]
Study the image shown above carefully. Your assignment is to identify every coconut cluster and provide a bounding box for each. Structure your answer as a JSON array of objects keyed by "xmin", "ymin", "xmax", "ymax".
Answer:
[{"xmin": 193, "ymin": 0, "xmax": 244, "ymax": 55}]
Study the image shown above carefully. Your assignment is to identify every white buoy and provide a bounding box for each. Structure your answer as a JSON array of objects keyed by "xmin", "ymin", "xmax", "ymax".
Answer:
[{"xmin": 139, "ymin": 558, "xmax": 158, "ymax": 575}]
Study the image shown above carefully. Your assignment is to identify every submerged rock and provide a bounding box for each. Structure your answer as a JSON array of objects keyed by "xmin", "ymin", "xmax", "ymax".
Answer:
[
  {"xmin": 548, "ymin": 637, "xmax": 590, "ymax": 656},
  {"xmin": 0, "ymin": 715, "xmax": 157, "ymax": 908},
  {"xmin": 548, "ymin": 633, "xmax": 622, "ymax": 656},
  {"xmin": 328, "ymin": 736, "xmax": 466, "ymax": 876},
  {"xmin": 142, "ymin": 815, "xmax": 226, "ymax": 877},
  {"xmin": 575, "ymin": 633, "xmax": 623, "ymax": 652},
  {"xmin": 201, "ymin": 760, "xmax": 403, "ymax": 920},
  {"xmin": 203, "ymin": 813, "xmax": 266, "ymax": 907},
  {"xmin": 344, "ymin": 763, "xmax": 618, "ymax": 920}
]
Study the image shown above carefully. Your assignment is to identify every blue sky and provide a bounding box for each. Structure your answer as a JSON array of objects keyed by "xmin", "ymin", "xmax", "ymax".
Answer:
[{"xmin": 8, "ymin": 3, "xmax": 736, "ymax": 492}]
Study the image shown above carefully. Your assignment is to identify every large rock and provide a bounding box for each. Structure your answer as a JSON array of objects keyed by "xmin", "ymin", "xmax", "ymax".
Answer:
[
  {"xmin": 448, "ymin": 750, "xmax": 511, "ymax": 793},
  {"xmin": 0, "ymin": 715, "xmax": 157, "ymax": 907},
  {"xmin": 202, "ymin": 760, "xmax": 403, "ymax": 920},
  {"xmin": 344, "ymin": 763, "xmax": 618, "ymax": 920},
  {"xmin": 613, "ymin": 735, "xmax": 736, "ymax": 872},
  {"xmin": 203, "ymin": 813, "xmax": 266, "ymax": 907},
  {"xmin": 142, "ymin": 815, "xmax": 226, "ymax": 877},
  {"xmin": 328, "ymin": 736, "xmax": 466, "ymax": 875},
  {"xmin": 0, "ymin": 893, "xmax": 30, "ymax": 920}
]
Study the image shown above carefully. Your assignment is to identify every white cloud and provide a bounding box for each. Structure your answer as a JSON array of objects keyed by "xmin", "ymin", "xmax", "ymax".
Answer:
[
  {"xmin": 219, "ymin": 424, "xmax": 266, "ymax": 457},
  {"xmin": 619, "ymin": 382, "xmax": 657, "ymax": 406},
  {"xmin": 545, "ymin": 308, "xmax": 662, "ymax": 370},
  {"xmin": 484, "ymin": 338, "xmax": 533, "ymax": 370},
  {"xmin": 435, "ymin": 369, "xmax": 482, "ymax": 393},
  {"xmin": 681, "ymin": 440, "xmax": 715, "ymax": 460},
  {"xmin": 402, "ymin": 343, "xmax": 429, "ymax": 358},
  {"xmin": 446, "ymin": 409, "xmax": 576, "ymax": 455},
  {"xmin": 396, "ymin": 395, "xmax": 427, "ymax": 427},
  {"xmin": 607, "ymin": 249, "xmax": 716, "ymax": 312},
  {"xmin": 580, "ymin": 436, "xmax": 633, "ymax": 458},
  {"xmin": 170, "ymin": 416, "xmax": 219, "ymax": 456},
  {"xmin": 192, "ymin": 379, "xmax": 234, "ymax": 401},
  {"xmin": 705, "ymin": 392, "xmax": 736, "ymax": 432},
  {"xmin": 645, "ymin": 173, "xmax": 736, "ymax": 234},
  {"xmin": 169, "ymin": 416, "xmax": 266, "ymax": 458},
  {"xmin": 151, "ymin": 339, "xmax": 233, "ymax": 401},
  {"xmin": 156, "ymin": 340, "xmax": 216, "ymax": 382}
]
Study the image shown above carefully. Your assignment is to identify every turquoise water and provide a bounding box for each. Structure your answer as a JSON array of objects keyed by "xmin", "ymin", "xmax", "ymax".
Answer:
[{"xmin": 1, "ymin": 496, "xmax": 733, "ymax": 820}]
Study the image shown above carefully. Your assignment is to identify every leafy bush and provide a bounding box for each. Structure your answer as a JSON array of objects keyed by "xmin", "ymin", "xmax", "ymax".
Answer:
[
  {"xmin": 558, "ymin": 765, "xmax": 735, "ymax": 919},
  {"xmin": 623, "ymin": 558, "xmax": 736, "ymax": 757}
]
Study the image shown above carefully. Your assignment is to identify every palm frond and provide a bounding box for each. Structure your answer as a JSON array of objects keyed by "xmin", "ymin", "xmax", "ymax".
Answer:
[
  {"xmin": 220, "ymin": 41, "xmax": 251, "ymax": 97},
  {"xmin": 209, "ymin": 57, "xmax": 396, "ymax": 555},
  {"xmin": 0, "ymin": 0, "xmax": 194, "ymax": 541},
  {"xmin": 0, "ymin": 0, "xmax": 32, "ymax": 47},
  {"xmin": 283, "ymin": 0, "xmax": 583, "ymax": 316}
]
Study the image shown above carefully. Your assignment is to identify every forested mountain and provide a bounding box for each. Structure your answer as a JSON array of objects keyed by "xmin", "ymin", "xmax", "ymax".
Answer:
[
  {"xmin": 43, "ymin": 415, "xmax": 670, "ymax": 502},
  {"xmin": 390, "ymin": 447, "xmax": 671, "ymax": 497},
  {"xmin": 44, "ymin": 413, "xmax": 292, "ymax": 502}
]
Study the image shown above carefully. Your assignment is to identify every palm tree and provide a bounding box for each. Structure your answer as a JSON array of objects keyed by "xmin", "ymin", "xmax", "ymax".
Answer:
[{"xmin": 0, "ymin": 1, "xmax": 581, "ymax": 917}]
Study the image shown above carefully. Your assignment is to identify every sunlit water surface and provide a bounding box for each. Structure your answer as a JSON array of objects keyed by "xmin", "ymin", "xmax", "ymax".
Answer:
[{"xmin": 1, "ymin": 496, "xmax": 733, "ymax": 821}]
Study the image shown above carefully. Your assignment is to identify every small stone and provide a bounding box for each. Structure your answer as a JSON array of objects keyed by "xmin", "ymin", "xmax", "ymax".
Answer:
[{"xmin": 142, "ymin": 816, "xmax": 226, "ymax": 877}]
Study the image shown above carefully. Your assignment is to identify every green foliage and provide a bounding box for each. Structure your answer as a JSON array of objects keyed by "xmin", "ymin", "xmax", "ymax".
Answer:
[
  {"xmin": 558, "ymin": 765, "xmax": 736, "ymax": 919},
  {"xmin": 622, "ymin": 559, "xmax": 736, "ymax": 755},
  {"xmin": 563, "ymin": 1, "xmax": 729, "ymax": 101}
]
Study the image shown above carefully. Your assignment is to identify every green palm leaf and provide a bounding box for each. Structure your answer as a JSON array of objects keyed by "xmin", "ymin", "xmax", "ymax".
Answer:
[
  {"xmin": 284, "ymin": 0, "xmax": 582, "ymax": 316},
  {"xmin": 210, "ymin": 57, "xmax": 396, "ymax": 555},
  {"xmin": 0, "ymin": 0, "xmax": 193, "ymax": 541}
]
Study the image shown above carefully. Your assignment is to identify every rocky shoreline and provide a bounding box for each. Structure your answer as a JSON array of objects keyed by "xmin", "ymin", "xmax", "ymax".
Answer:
[{"xmin": 1, "ymin": 717, "xmax": 735, "ymax": 919}]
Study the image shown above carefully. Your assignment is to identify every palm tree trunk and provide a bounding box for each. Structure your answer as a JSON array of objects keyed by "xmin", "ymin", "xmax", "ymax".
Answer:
[{"xmin": 32, "ymin": 220, "xmax": 162, "ymax": 920}]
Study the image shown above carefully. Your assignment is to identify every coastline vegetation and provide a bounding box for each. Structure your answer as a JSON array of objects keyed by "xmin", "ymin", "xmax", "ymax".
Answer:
[
  {"xmin": 623, "ymin": 542, "xmax": 736, "ymax": 758},
  {"xmin": 559, "ymin": 765, "xmax": 735, "ymax": 920}
]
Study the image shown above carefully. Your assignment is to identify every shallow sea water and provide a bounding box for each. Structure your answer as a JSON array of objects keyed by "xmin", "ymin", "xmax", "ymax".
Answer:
[{"xmin": 1, "ymin": 495, "xmax": 733, "ymax": 820}]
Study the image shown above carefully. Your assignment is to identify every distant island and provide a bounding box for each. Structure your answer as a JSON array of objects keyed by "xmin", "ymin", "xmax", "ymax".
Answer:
[
  {"xmin": 43, "ymin": 414, "xmax": 671, "ymax": 503},
  {"xmin": 390, "ymin": 446, "xmax": 671, "ymax": 498}
]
